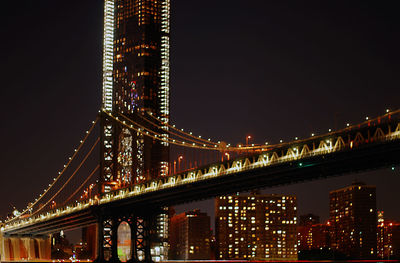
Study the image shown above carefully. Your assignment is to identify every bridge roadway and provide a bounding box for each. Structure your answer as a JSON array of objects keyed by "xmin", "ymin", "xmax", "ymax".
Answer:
[{"xmin": 3, "ymin": 114, "xmax": 400, "ymax": 236}]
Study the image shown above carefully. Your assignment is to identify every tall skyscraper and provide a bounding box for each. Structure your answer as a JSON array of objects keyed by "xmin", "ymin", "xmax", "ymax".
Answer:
[
  {"xmin": 169, "ymin": 210, "xmax": 211, "ymax": 260},
  {"xmin": 101, "ymin": 0, "xmax": 170, "ymax": 192},
  {"xmin": 215, "ymin": 193, "xmax": 298, "ymax": 260},
  {"xmin": 100, "ymin": 1, "xmax": 171, "ymax": 260},
  {"xmin": 329, "ymin": 181, "xmax": 377, "ymax": 259}
]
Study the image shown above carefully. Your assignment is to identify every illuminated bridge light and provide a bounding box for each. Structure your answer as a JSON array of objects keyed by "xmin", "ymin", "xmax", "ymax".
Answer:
[{"xmin": 4, "ymin": 117, "xmax": 400, "ymax": 231}]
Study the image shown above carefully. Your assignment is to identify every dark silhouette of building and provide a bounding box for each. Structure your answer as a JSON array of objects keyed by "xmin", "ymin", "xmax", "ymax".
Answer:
[
  {"xmin": 169, "ymin": 210, "xmax": 211, "ymax": 260},
  {"xmin": 51, "ymin": 231, "xmax": 73, "ymax": 259},
  {"xmin": 329, "ymin": 181, "xmax": 377, "ymax": 259},
  {"xmin": 300, "ymin": 214, "xmax": 320, "ymax": 227},
  {"xmin": 82, "ymin": 225, "xmax": 97, "ymax": 260},
  {"xmin": 311, "ymin": 223, "xmax": 331, "ymax": 249},
  {"xmin": 215, "ymin": 193, "xmax": 297, "ymax": 260}
]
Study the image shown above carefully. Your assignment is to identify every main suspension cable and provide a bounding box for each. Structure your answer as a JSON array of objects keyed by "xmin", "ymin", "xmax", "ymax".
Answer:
[
  {"xmin": 104, "ymin": 111, "xmax": 221, "ymax": 150},
  {"xmin": 62, "ymin": 164, "xmax": 100, "ymax": 206},
  {"xmin": 9, "ymin": 117, "xmax": 99, "ymax": 221},
  {"xmin": 31, "ymin": 137, "xmax": 100, "ymax": 216},
  {"xmin": 138, "ymin": 113, "xmax": 221, "ymax": 146},
  {"xmin": 120, "ymin": 113, "xmax": 218, "ymax": 148}
]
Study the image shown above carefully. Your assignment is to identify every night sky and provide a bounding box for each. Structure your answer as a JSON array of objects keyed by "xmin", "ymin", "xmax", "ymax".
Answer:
[{"xmin": 1, "ymin": 0, "xmax": 400, "ymax": 228}]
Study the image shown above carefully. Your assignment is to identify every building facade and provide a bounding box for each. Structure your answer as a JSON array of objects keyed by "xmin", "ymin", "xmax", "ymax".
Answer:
[
  {"xmin": 169, "ymin": 210, "xmax": 211, "ymax": 260},
  {"xmin": 297, "ymin": 214, "xmax": 330, "ymax": 251},
  {"xmin": 101, "ymin": 0, "xmax": 170, "ymax": 192},
  {"xmin": 377, "ymin": 211, "xmax": 400, "ymax": 259},
  {"xmin": 329, "ymin": 182, "xmax": 377, "ymax": 259},
  {"xmin": 100, "ymin": 0, "xmax": 171, "ymax": 260},
  {"xmin": 215, "ymin": 193, "xmax": 297, "ymax": 260}
]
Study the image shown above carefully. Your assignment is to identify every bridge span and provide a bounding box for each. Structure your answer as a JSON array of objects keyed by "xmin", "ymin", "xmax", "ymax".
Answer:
[{"xmin": 3, "ymin": 111, "xmax": 400, "ymax": 237}]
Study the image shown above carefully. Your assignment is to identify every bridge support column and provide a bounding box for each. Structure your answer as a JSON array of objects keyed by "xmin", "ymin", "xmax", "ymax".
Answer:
[
  {"xmin": 94, "ymin": 218, "xmax": 105, "ymax": 263},
  {"xmin": 130, "ymin": 214, "xmax": 156, "ymax": 263},
  {"xmin": 94, "ymin": 207, "xmax": 165, "ymax": 263},
  {"xmin": 109, "ymin": 217, "xmax": 121, "ymax": 263}
]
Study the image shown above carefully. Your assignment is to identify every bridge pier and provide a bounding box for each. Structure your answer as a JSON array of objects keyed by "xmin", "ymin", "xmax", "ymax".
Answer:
[
  {"xmin": 0, "ymin": 233, "xmax": 51, "ymax": 262},
  {"xmin": 95, "ymin": 209, "xmax": 159, "ymax": 263}
]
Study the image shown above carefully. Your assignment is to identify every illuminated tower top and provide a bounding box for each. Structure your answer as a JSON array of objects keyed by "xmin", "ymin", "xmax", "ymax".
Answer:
[{"xmin": 102, "ymin": 0, "xmax": 170, "ymax": 123}]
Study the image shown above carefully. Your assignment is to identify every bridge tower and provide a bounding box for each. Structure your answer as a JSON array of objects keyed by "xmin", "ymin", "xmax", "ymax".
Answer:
[{"xmin": 98, "ymin": 0, "xmax": 171, "ymax": 262}]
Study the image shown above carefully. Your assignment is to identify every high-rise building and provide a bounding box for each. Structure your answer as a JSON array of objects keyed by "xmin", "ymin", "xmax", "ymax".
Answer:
[
  {"xmin": 100, "ymin": 0, "xmax": 171, "ymax": 260},
  {"xmin": 169, "ymin": 210, "xmax": 211, "ymax": 260},
  {"xmin": 329, "ymin": 181, "xmax": 377, "ymax": 259},
  {"xmin": 377, "ymin": 211, "xmax": 400, "ymax": 259},
  {"xmin": 310, "ymin": 223, "xmax": 331, "ymax": 249},
  {"xmin": 215, "ymin": 193, "xmax": 297, "ymax": 260},
  {"xmin": 297, "ymin": 220, "xmax": 330, "ymax": 251},
  {"xmin": 298, "ymin": 213, "xmax": 322, "ymax": 251},
  {"xmin": 101, "ymin": 0, "xmax": 170, "ymax": 191}
]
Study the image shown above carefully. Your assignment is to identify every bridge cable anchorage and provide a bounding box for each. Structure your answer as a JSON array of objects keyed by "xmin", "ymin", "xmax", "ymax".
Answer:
[
  {"xmin": 62, "ymin": 164, "xmax": 100, "ymax": 206},
  {"xmin": 7, "ymin": 117, "xmax": 100, "ymax": 222},
  {"xmin": 30, "ymin": 137, "xmax": 100, "ymax": 216}
]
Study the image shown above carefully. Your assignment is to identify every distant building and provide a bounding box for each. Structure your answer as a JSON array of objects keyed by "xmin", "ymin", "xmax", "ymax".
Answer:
[
  {"xmin": 51, "ymin": 231, "xmax": 73, "ymax": 259},
  {"xmin": 169, "ymin": 210, "xmax": 211, "ymax": 260},
  {"xmin": 298, "ymin": 220, "xmax": 330, "ymax": 251},
  {"xmin": 81, "ymin": 225, "xmax": 97, "ymax": 260},
  {"xmin": 377, "ymin": 211, "xmax": 400, "ymax": 259},
  {"xmin": 300, "ymin": 214, "xmax": 320, "ymax": 227},
  {"xmin": 215, "ymin": 193, "xmax": 297, "ymax": 260},
  {"xmin": 329, "ymin": 181, "xmax": 377, "ymax": 259},
  {"xmin": 297, "ymin": 225, "xmax": 311, "ymax": 251},
  {"xmin": 298, "ymin": 213, "xmax": 322, "ymax": 251}
]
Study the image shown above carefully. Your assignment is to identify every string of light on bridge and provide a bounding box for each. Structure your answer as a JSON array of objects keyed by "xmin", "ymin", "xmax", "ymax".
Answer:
[
  {"xmin": 5, "ymin": 109, "xmax": 400, "ymax": 231},
  {"xmin": 30, "ymin": 137, "xmax": 100, "ymax": 216},
  {"xmin": 10, "ymin": 118, "xmax": 99, "ymax": 221},
  {"xmin": 104, "ymin": 111, "xmax": 222, "ymax": 150},
  {"xmin": 7, "ymin": 108, "xmax": 398, "ymax": 223},
  {"xmin": 106, "ymin": 110, "xmax": 271, "ymax": 152},
  {"xmin": 109, "ymin": 108, "xmax": 399, "ymax": 152}
]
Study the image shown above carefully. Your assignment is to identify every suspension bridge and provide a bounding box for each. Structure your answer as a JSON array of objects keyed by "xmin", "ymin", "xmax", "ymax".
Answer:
[
  {"xmin": 1, "ymin": 0, "xmax": 400, "ymax": 262},
  {"xmin": 2, "ymin": 108, "xmax": 400, "ymax": 262}
]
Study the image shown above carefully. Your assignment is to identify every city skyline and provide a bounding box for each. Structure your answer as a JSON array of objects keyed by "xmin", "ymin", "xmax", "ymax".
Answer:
[{"xmin": 1, "ymin": 0, "xmax": 400, "ymax": 225}]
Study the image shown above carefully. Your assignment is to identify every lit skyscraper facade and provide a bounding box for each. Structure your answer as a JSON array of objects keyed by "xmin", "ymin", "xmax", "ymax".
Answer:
[
  {"xmin": 101, "ymin": 0, "xmax": 170, "ymax": 192},
  {"xmin": 215, "ymin": 193, "xmax": 298, "ymax": 260},
  {"xmin": 100, "ymin": 0, "xmax": 170, "ymax": 260},
  {"xmin": 329, "ymin": 182, "xmax": 377, "ymax": 259},
  {"xmin": 377, "ymin": 211, "xmax": 400, "ymax": 259}
]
